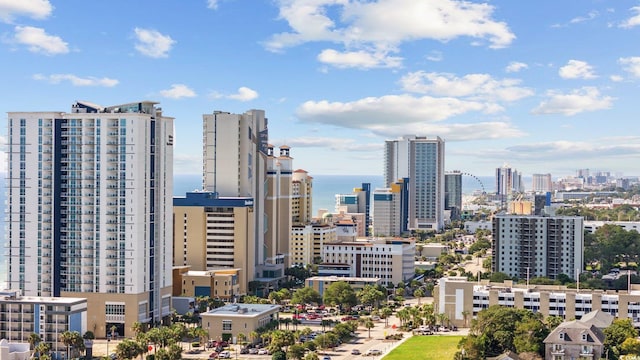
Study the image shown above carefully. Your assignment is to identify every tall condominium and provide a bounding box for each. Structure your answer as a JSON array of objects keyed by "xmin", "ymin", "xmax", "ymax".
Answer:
[
  {"xmin": 265, "ymin": 145, "xmax": 292, "ymax": 267},
  {"xmin": 291, "ymin": 169, "xmax": 313, "ymax": 224},
  {"xmin": 492, "ymin": 215, "xmax": 584, "ymax": 280},
  {"xmin": 203, "ymin": 110, "xmax": 287, "ymax": 284},
  {"xmin": 7, "ymin": 101, "xmax": 174, "ymax": 337},
  {"xmin": 384, "ymin": 136, "xmax": 445, "ymax": 231},
  {"xmin": 372, "ymin": 178, "xmax": 409, "ymax": 237},
  {"xmin": 532, "ymin": 173, "xmax": 553, "ymax": 194},
  {"xmin": 444, "ymin": 171, "xmax": 462, "ymax": 220}
]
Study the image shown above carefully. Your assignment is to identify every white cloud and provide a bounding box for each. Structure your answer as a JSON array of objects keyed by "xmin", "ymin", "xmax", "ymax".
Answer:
[
  {"xmin": 159, "ymin": 84, "xmax": 197, "ymax": 99},
  {"xmin": 266, "ymin": 0, "xmax": 515, "ymax": 66},
  {"xmin": 558, "ymin": 60, "xmax": 597, "ymax": 79},
  {"xmin": 505, "ymin": 61, "xmax": 528, "ymax": 73},
  {"xmin": 206, "ymin": 0, "xmax": 218, "ymax": 10},
  {"xmin": 296, "ymin": 94, "xmax": 500, "ymax": 128},
  {"xmin": 425, "ymin": 51, "xmax": 443, "ymax": 62},
  {"xmin": 610, "ymin": 75, "xmax": 624, "ymax": 82},
  {"xmin": 570, "ymin": 10, "xmax": 599, "ymax": 24},
  {"xmin": 32, "ymin": 73, "xmax": 118, "ymax": 87},
  {"xmin": 532, "ymin": 87, "xmax": 614, "ymax": 116},
  {"xmin": 14, "ymin": 26, "xmax": 68, "ymax": 55},
  {"xmin": 619, "ymin": 57, "xmax": 640, "ymax": 77},
  {"xmin": 399, "ymin": 71, "xmax": 534, "ymax": 102},
  {"xmin": 133, "ymin": 28, "xmax": 175, "ymax": 58},
  {"xmin": 275, "ymin": 137, "xmax": 383, "ymax": 152},
  {"xmin": 211, "ymin": 87, "xmax": 259, "ymax": 101},
  {"xmin": 0, "ymin": 0, "xmax": 52, "ymax": 22},
  {"xmin": 317, "ymin": 48, "xmax": 402, "ymax": 69},
  {"xmin": 619, "ymin": 6, "xmax": 640, "ymax": 28}
]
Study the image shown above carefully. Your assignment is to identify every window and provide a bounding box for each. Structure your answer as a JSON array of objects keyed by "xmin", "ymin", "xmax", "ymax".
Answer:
[{"xmin": 222, "ymin": 320, "xmax": 232, "ymax": 331}]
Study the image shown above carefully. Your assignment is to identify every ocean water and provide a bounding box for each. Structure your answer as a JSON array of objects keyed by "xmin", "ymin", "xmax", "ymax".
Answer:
[{"xmin": 172, "ymin": 173, "xmax": 496, "ymax": 215}]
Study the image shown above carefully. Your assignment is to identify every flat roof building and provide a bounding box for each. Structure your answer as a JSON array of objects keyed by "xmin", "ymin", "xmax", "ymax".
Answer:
[{"xmin": 201, "ymin": 303, "xmax": 280, "ymax": 342}]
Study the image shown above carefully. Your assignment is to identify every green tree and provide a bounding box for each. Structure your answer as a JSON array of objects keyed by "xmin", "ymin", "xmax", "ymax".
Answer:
[
  {"xmin": 28, "ymin": 333, "xmax": 41, "ymax": 358},
  {"xmin": 363, "ymin": 318, "xmax": 375, "ymax": 338},
  {"xmin": 604, "ymin": 318, "xmax": 638, "ymax": 358},
  {"xmin": 620, "ymin": 337, "xmax": 640, "ymax": 356},
  {"xmin": 380, "ymin": 307, "xmax": 393, "ymax": 327},
  {"xmin": 303, "ymin": 352, "xmax": 319, "ymax": 360},
  {"xmin": 287, "ymin": 343, "xmax": 307, "ymax": 360},
  {"xmin": 513, "ymin": 317, "xmax": 548, "ymax": 356},
  {"xmin": 291, "ymin": 287, "xmax": 322, "ymax": 305},
  {"xmin": 35, "ymin": 342, "xmax": 51, "ymax": 360},
  {"xmin": 414, "ymin": 288, "xmax": 425, "ymax": 305},
  {"xmin": 60, "ymin": 330, "xmax": 85, "ymax": 359},
  {"xmin": 115, "ymin": 338, "xmax": 145, "ymax": 360},
  {"xmin": 356, "ymin": 285, "xmax": 385, "ymax": 310},
  {"xmin": 323, "ymin": 281, "xmax": 357, "ymax": 310},
  {"xmin": 271, "ymin": 350, "xmax": 286, "ymax": 360}
]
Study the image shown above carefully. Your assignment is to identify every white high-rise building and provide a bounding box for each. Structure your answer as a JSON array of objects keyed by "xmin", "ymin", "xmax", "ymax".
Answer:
[
  {"xmin": 7, "ymin": 101, "xmax": 174, "ymax": 337},
  {"xmin": 532, "ymin": 173, "xmax": 553, "ymax": 193},
  {"xmin": 384, "ymin": 136, "xmax": 445, "ymax": 231},
  {"xmin": 492, "ymin": 215, "xmax": 584, "ymax": 280}
]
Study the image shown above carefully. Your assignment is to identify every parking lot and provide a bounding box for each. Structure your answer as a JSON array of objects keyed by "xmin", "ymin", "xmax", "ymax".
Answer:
[{"xmin": 91, "ymin": 297, "xmax": 465, "ymax": 360}]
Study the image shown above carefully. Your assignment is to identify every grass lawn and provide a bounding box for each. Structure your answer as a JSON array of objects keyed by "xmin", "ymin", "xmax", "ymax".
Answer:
[{"xmin": 384, "ymin": 336, "xmax": 463, "ymax": 360}]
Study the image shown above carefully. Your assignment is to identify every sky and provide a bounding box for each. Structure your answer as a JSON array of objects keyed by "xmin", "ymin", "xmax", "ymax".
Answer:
[{"xmin": 1, "ymin": 0, "xmax": 640, "ymax": 178}]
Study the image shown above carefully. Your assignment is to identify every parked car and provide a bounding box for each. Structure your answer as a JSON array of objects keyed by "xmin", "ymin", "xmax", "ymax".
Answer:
[
  {"xmin": 258, "ymin": 348, "xmax": 270, "ymax": 355},
  {"xmin": 248, "ymin": 348, "xmax": 258, "ymax": 354},
  {"xmin": 209, "ymin": 352, "xmax": 219, "ymax": 358},
  {"xmin": 371, "ymin": 315, "xmax": 381, "ymax": 321},
  {"xmin": 240, "ymin": 348, "xmax": 249, "ymax": 354},
  {"xmin": 351, "ymin": 349, "xmax": 361, "ymax": 355},
  {"xmin": 341, "ymin": 316, "xmax": 355, "ymax": 321},
  {"xmin": 364, "ymin": 349, "xmax": 382, "ymax": 356},
  {"xmin": 218, "ymin": 351, "xmax": 231, "ymax": 359}
]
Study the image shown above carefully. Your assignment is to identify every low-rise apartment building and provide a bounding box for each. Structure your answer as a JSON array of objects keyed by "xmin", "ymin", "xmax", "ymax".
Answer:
[{"xmin": 434, "ymin": 277, "xmax": 640, "ymax": 328}]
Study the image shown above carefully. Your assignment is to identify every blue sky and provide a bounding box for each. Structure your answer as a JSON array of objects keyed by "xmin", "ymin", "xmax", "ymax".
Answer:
[{"xmin": 2, "ymin": 0, "xmax": 640, "ymax": 178}]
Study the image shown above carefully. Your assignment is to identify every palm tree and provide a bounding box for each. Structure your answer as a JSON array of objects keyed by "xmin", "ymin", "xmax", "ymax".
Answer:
[
  {"xmin": 59, "ymin": 331, "xmax": 75, "ymax": 359},
  {"xmin": 237, "ymin": 332, "xmax": 247, "ymax": 346},
  {"xmin": 381, "ymin": 307, "xmax": 393, "ymax": 328},
  {"xmin": 35, "ymin": 342, "xmax": 51, "ymax": 360},
  {"xmin": 414, "ymin": 288, "xmax": 425, "ymax": 305},
  {"xmin": 28, "ymin": 333, "xmax": 41, "ymax": 358},
  {"xmin": 249, "ymin": 330, "xmax": 259, "ymax": 345},
  {"xmin": 461, "ymin": 310, "xmax": 470, "ymax": 328},
  {"xmin": 363, "ymin": 318, "xmax": 375, "ymax": 338},
  {"xmin": 132, "ymin": 322, "xmax": 144, "ymax": 339}
]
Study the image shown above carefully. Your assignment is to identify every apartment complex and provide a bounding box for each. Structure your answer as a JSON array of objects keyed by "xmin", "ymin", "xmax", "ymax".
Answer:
[
  {"xmin": 290, "ymin": 223, "xmax": 336, "ymax": 267},
  {"xmin": 265, "ymin": 145, "xmax": 293, "ymax": 267},
  {"xmin": 372, "ymin": 178, "xmax": 409, "ymax": 237},
  {"xmin": 321, "ymin": 238, "xmax": 415, "ymax": 285},
  {"xmin": 292, "ymin": 169, "xmax": 313, "ymax": 224},
  {"xmin": 7, "ymin": 101, "xmax": 173, "ymax": 337},
  {"xmin": 435, "ymin": 277, "xmax": 640, "ymax": 328},
  {"xmin": 173, "ymin": 191, "xmax": 255, "ymax": 292},
  {"xmin": 492, "ymin": 215, "xmax": 584, "ymax": 280},
  {"xmin": 0, "ymin": 290, "xmax": 87, "ymax": 356},
  {"xmin": 384, "ymin": 136, "xmax": 445, "ymax": 231}
]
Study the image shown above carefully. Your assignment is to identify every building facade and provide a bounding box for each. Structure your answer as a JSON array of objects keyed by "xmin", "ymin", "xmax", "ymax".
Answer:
[
  {"xmin": 444, "ymin": 171, "xmax": 462, "ymax": 220},
  {"xmin": 265, "ymin": 145, "xmax": 292, "ymax": 267},
  {"xmin": 201, "ymin": 304, "xmax": 280, "ymax": 342},
  {"xmin": 173, "ymin": 268, "xmax": 242, "ymax": 301},
  {"xmin": 434, "ymin": 277, "xmax": 640, "ymax": 329},
  {"xmin": 492, "ymin": 215, "xmax": 584, "ymax": 280},
  {"xmin": 0, "ymin": 290, "xmax": 87, "ymax": 357},
  {"xmin": 173, "ymin": 192, "xmax": 255, "ymax": 293},
  {"xmin": 321, "ymin": 238, "xmax": 415, "ymax": 285},
  {"xmin": 292, "ymin": 170, "xmax": 313, "ymax": 225},
  {"xmin": 7, "ymin": 101, "xmax": 173, "ymax": 337},
  {"xmin": 384, "ymin": 136, "xmax": 445, "ymax": 231},
  {"xmin": 531, "ymin": 173, "xmax": 553, "ymax": 194},
  {"xmin": 335, "ymin": 183, "xmax": 371, "ymax": 236},
  {"xmin": 372, "ymin": 178, "xmax": 409, "ymax": 237}
]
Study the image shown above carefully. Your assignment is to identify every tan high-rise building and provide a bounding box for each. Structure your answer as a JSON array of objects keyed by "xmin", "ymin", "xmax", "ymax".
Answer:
[
  {"xmin": 265, "ymin": 145, "xmax": 293, "ymax": 267},
  {"xmin": 173, "ymin": 192, "xmax": 255, "ymax": 294},
  {"xmin": 292, "ymin": 169, "xmax": 313, "ymax": 224}
]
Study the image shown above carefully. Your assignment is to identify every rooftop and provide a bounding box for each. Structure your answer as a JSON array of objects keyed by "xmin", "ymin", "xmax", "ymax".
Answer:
[{"xmin": 203, "ymin": 303, "xmax": 280, "ymax": 317}]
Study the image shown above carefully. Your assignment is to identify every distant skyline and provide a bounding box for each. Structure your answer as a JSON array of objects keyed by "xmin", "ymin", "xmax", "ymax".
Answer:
[{"xmin": 2, "ymin": 1, "xmax": 640, "ymax": 176}]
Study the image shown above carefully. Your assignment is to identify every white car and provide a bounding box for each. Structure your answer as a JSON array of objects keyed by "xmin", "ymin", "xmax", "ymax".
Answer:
[
  {"xmin": 218, "ymin": 351, "xmax": 231, "ymax": 359},
  {"xmin": 258, "ymin": 349, "xmax": 270, "ymax": 355},
  {"xmin": 371, "ymin": 315, "xmax": 381, "ymax": 321},
  {"xmin": 364, "ymin": 349, "xmax": 382, "ymax": 356}
]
